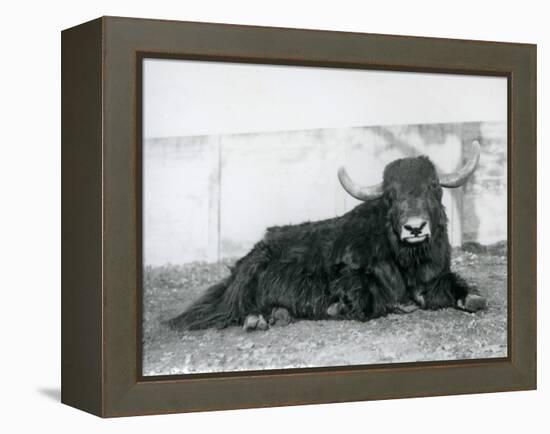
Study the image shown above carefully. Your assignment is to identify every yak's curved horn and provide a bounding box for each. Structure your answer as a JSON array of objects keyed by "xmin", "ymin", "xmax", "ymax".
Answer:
[
  {"xmin": 439, "ymin": 140, "xmax": 481, "ymax": 188},
  {"xmin": 337, "ymin": 167, "xmax": 383, "ymax": 201}
]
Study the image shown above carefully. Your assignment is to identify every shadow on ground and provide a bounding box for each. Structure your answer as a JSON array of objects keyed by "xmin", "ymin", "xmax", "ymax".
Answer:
[
  {"xmin": 37, "ymin": 388, "xmax": 61, "ymax": 402},
  {"xmin": 142, "ymin": 243, "xmax": 507, "ymax": 376}
]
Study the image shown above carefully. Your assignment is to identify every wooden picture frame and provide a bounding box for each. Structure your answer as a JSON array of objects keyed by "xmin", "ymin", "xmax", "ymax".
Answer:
[{"xmin": 61, "ymin": 16, "xmax": 536, "ymax": 417}]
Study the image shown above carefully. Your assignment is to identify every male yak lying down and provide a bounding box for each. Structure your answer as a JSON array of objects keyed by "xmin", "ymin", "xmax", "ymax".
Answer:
[{"xmin": 169, "ymin": 141, "xmax": 487, "ymax": 331}]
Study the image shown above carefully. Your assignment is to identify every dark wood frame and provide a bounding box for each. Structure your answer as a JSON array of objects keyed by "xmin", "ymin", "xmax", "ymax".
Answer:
[{"xmin": 62, "ymin": 16, "xmax": 537, "ymax": 417}]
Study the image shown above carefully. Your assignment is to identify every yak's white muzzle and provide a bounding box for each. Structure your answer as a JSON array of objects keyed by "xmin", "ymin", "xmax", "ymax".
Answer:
[{"xmin": 400, "ymin": 217, "xmax": 431, "ymax": 244}]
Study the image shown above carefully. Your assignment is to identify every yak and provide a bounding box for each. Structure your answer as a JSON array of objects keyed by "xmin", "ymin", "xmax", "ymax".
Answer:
[{"xmin": 169, "ymin": 141, "xmax": 487, "ymax": 331}]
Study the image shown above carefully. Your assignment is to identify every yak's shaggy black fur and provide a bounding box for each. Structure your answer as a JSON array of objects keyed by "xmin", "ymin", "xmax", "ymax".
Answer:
[{"xmin": 169, "ymin": 156, "xmax": 482, "ymax": 330}]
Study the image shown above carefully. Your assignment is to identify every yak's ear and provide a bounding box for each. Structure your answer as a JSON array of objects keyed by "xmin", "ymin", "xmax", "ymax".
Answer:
[
  {"xmin": 382, "ymin": 192, "xmax": 392, "ymax": 208},
  {"xmin": 439, "ymin": 141, "xmax": 481, "ymax": 188}
]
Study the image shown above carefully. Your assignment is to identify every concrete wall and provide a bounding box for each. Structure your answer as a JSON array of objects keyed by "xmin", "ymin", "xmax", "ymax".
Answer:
[{"xmin": 143, "ymin": 121, "xmax": 506, "ymax": 266}]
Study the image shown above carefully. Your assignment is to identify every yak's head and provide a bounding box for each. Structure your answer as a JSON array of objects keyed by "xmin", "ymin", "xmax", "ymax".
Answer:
[{"xmin": 338, "ymin": 141, "xmax": 480, "ymax": 245}]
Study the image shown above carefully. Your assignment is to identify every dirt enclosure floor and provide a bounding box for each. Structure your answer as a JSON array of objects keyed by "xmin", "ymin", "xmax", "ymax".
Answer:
[{"xmin": 142, "ymin": 243, "xmax": 507, "ymax": 376}]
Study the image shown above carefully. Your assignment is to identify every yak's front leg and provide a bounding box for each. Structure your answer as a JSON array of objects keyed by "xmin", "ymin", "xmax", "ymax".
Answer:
[
  {"xmin": 420, "ymin": 272, "xmax": 486, "ymax": 312},
  {"xmin": 328, "ymin": 262, "xmax": 409, "ymax": 320},
  {"xmin": 373, "ymin": 263, "xmax": 420, "ymax": 314}
]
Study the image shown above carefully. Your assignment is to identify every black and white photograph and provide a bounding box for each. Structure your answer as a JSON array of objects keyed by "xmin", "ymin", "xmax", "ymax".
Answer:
[
  {"xmin": 141, "ymin": 58, "xmax": 508, "ymax": 376},
  {"xmin": 2, "ymin": 0, "xmax": 544, "ymax": 427}
]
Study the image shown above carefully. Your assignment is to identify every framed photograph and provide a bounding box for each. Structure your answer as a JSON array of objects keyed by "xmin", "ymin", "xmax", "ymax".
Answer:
[{"xmin": 62, "ymin": 16, "xmax": 536, "ymax": 417}]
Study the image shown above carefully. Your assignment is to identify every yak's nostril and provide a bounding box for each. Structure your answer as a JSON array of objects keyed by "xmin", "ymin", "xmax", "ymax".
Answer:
[
  {"xmin": 403, "ymin": 219, "xmax": 428, "ymax": 235},
  {"xmin": 401, "ymin": 217, "xmax": 431, "ymax": 242}
]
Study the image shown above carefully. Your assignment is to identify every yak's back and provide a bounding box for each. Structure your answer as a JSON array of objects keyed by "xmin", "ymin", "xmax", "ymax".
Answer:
[{"xmin": 259, "ymin": 199, "xmax": 389, "ymax": 269}]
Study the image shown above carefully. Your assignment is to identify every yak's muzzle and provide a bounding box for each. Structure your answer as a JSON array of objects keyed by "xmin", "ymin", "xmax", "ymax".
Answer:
[{"xmin": 400, "ymin": 217, "xmax": 431, "ymax": 243}]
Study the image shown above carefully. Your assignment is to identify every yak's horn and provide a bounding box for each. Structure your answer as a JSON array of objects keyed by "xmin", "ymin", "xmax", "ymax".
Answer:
[
  {"xmin": 337, "ymin": 167, "xmax": 384, "ymax": 201},
  {"xmin": 439, "ymin": 140, "xmax": 481, "ymax": 188}
]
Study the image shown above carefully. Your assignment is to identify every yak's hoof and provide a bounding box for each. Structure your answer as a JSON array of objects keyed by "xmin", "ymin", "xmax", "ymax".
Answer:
[
  {"xmin": 243, "ymin": 314, "xmax": 269, "ymax": 332},
  {"xmin": 269, "ymin": 307, "xmax": 292, "ymax": 326},
  {"xmin": 413, "ymin": 293, "xmax": 426, "ymax": 308},
  {"xmin": 393, "ymin": 303, "xmax": 419, "ymax": 314},
  {"xmin": 327, "ymin": 302, "xmax": 344, "ymax": 317},
  {"xmin": 457, "ymin": 294, "xmax": 487, "ymax": 312}
]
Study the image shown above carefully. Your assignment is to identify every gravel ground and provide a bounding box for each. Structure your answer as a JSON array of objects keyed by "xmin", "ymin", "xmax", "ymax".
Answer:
[{"xmin": 142, "ymin": 243, "xmax": 507, "ymax": 376}]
